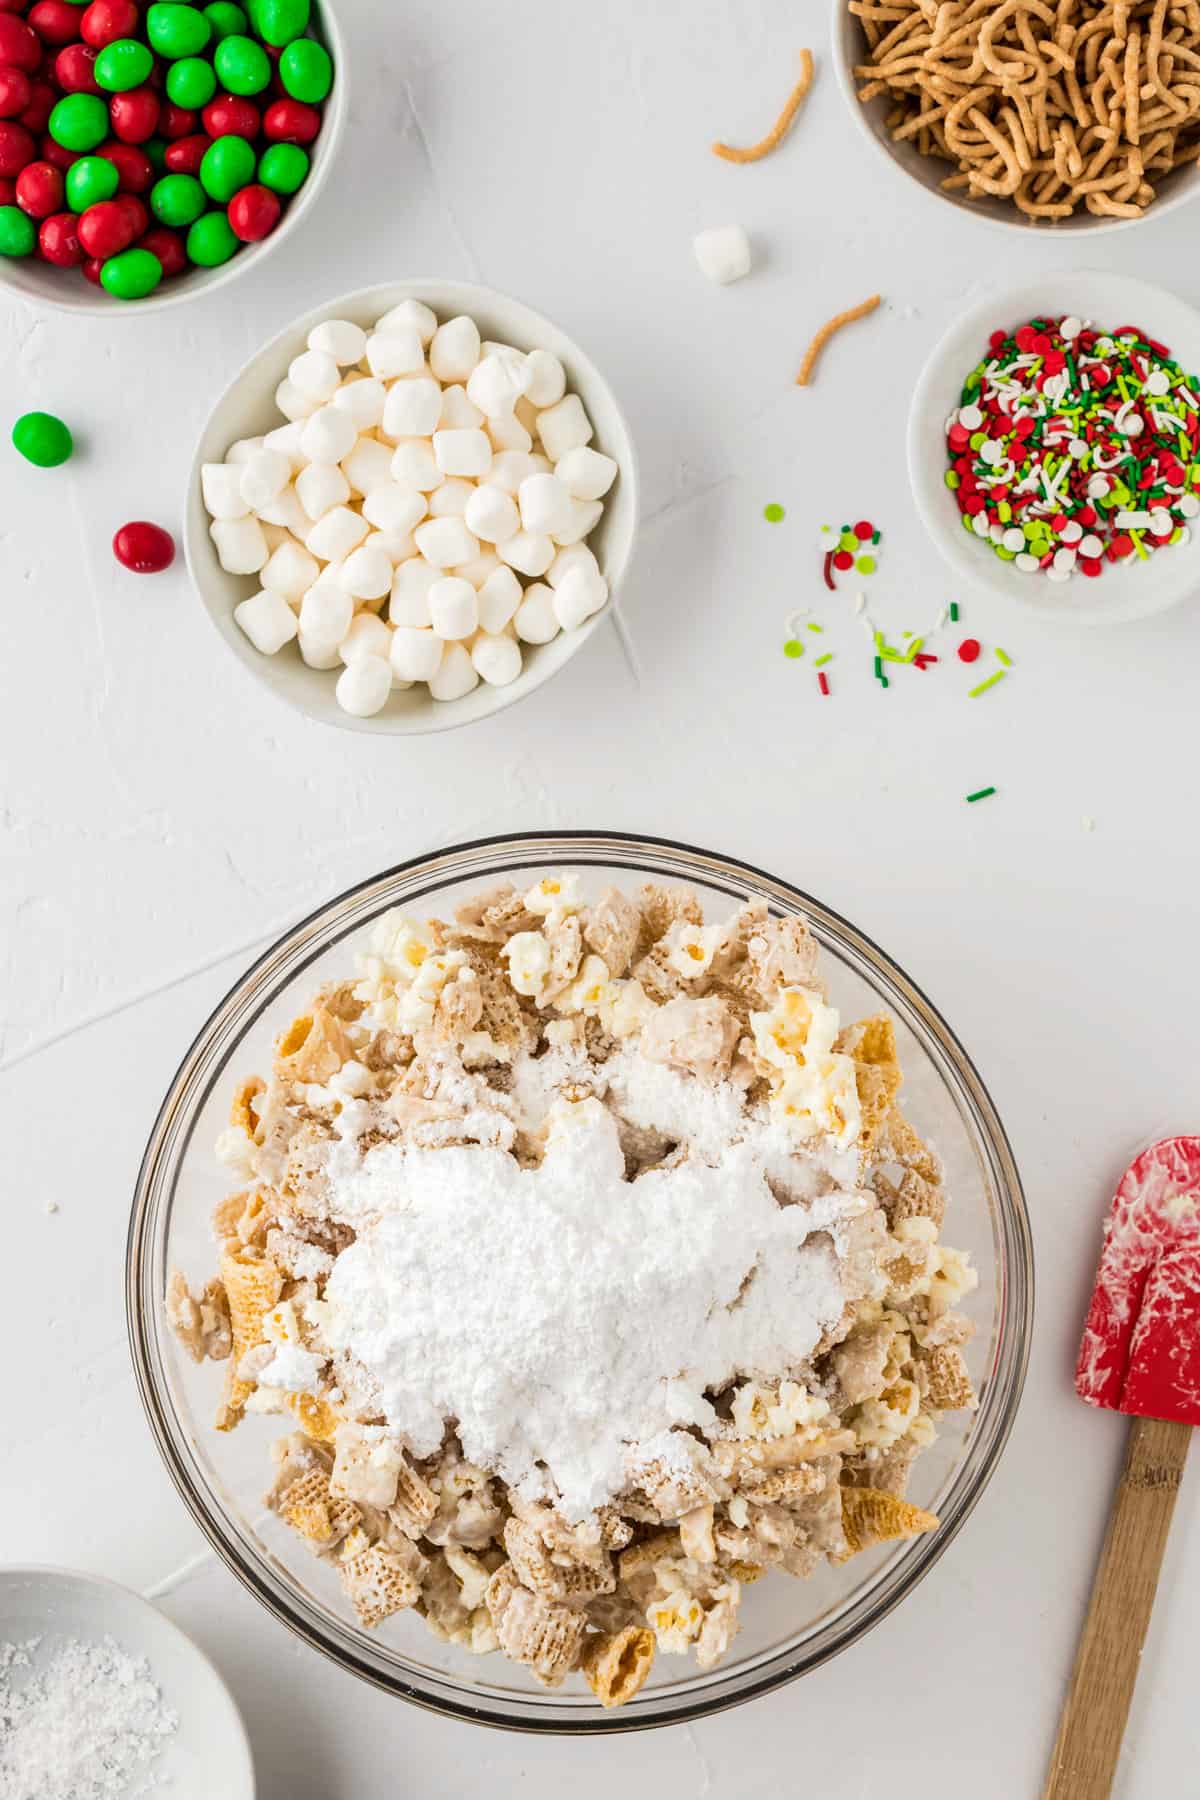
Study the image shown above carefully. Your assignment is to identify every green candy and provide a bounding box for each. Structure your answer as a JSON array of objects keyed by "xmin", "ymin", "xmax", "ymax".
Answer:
[
  {"xmin": 65, "ymin": 154, "xmax": 120, "ymax": 211},
  {"xmin": 166, "ymin": 55, "xmax": 217, "ymax": 107},
  {"xmin": 146, "ymin": 2, "xmax": 212, "ymax": 57},
  {"xmin": 200, "ymin": 133, "xmax": 255, "ymax": 201},
  {"xmin": 213, "ymin": 34, "xmax": 270, "ymax": 93},
  {"xmin": 48, "ymin": 92, "xmax": 109, "ymax": 152},
  {"xmin": 278, "ymin": 37, "xmax": 330, "ymax": 102},
  {"xmin": 12, "ymin": 411, "xmax": 73, "ymax": 468},
  {"xmin": 94, "ymin": 37, "xmax": 154, "ymax": 91},
  {"xmin": 249, "ymin": 0, "xmax": 309, "ymax": 47},
  {"xmin": 100, "ymin": 247, "xmax": 164, "ymax": 299},
  {"xmin": 0, "ymin": 206, "xmax": 35, "ymax": 257},
  {"xmin": 145, "ymin": 136, "xmax": 167, "ymax": 171},
  {"xmin": 204, "ymin": 1, "xmax": 248, "ymax": 38},
  {"xmin": 187, "ymin": 210, "xmax": 239, "ymax": 266},
  {"xmin": 150, "ymin": 171, "xmax": 206, "ymax": 226},
  {"xmin": 257, "ymin": 141, "xmax": 308, "ymax": 193}
]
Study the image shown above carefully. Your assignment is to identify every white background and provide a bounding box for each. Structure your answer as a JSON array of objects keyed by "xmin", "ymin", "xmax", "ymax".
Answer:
[{"xmin": 3, "ymin": 0, "xmax": 1199, "ymax": 1794}]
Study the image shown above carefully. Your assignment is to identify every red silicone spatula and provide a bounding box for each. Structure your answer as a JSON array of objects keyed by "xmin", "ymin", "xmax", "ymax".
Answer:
[{"xmin": 1044, "ymin": 1135, "xmax": 1200, "ymax": 1800}]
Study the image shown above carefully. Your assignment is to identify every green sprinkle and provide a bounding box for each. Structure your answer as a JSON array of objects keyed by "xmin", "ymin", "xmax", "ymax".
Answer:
[
  {"xmin": 814, "ymin": 652, "xmax": 832, "ymax": 667},
  {"xmin": 873, "ymin": 655, "xmax": 883, "ymax": 679},
  {"xmin": 965, "ymin": 786, "xmax": 996, "ymax": 803},
  {"xmin": 968, "ymin": 670, "xmax": 1007, "ymax": 698},
  {"xmin": 871, "ymin": 530, "xmax": 881, "ymax": 544},
  {"xmin": 763, "ymin": 502, "xmax": 785, "ymax": 523},
  {"xmin": 994, "ymin": 647, "xmax": 1012, "ymax": 667},
  {"xmin": 949, "ymin": 601, "xmax": 960, "ymax": 621},
  {"xmin": 945, "ymin": 471, "xmax": 960, "ymax": 490},
  {"xmin": 905, "ymin": 637, "xmax": 924, "ymax": 662},
  {"xmin": 783, "ymin": 638, "xmax": 804, "ymax": 659},
  {"xmin": 856, "ymin": 554, "xmax": 876, "ymax": 574},
  {"xmin": 1129, "ymin": 528, "xmax": 1149, "ymax": 560},
  {"xmin": 807, "ymin": 622, "xmax": 823, "ymax": 633}
]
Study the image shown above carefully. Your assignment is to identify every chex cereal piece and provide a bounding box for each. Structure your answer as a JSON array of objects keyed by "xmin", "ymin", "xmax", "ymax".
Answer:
[
  {"xmin": 391, "ymin": 1458, "xmax": 440, "ymax": 1537},
  {"xmin": 216, "ymin": 1250, "xmax": 283, "ymax": 1430},
  {"xmin": 581, "ymin": 1626, "xmax": 656, "ymax": 1708},
  {"xmin": 278, "ymin": 1467, "xmax": 360, "ymax": 1546},
  {"xmin": 339, "ymin": 1542, "xmax": 423, "ymax": 1628},
  {"xmin": 917, "ymin": 1343, "xmax": 977, "ymax": 1413},
  {"xmin": 504, "ymin": 1519, "xmax": 615, "ymax": 1602},
  {"xmin": 274, "ymin": 1005, "xmax": 353, "ymax": 1084},
  {"xmin": 495, "ymin": 1584, "xmax": 586, "ymax": 1687},
  {"xmin": 839, "ymin": 1485, "xmax": 939, "ymax": 1558}
]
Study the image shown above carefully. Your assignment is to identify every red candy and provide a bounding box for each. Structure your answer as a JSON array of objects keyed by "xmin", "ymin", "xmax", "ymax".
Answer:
[
  {"xmin": 228, "ymin": 180, "xmax": 278, "ymax": 240},
  {"xmin": 19, "ymin": 78, "xmax": 55, "ymax": 130},
  {"xmin": 99, "ymin": 136, "xmax": 151, "ymax": 189},
  {"xmin": 957, "ymin": 638, "xmax": 981, "ymax": 664},
  {"xmin": 203, "ymin": 93, "xmax": 258, "ymax": 139},
  {"xmin": 163, "ymin": 129, "xmax": 207, "ymax": 172},
  {"xmin": 81, "ymin": 251, "xmax": 102, "ymax": 281},
  {"xmin": 81, "ymin": 0, "xmax": 139, "ymax": 48},
  {"xmin": 78, "ymin": 192, "xmax": 137, "ymax": 255},
  {"xmin": 138, "ymin": 220, "xmax": 183, "ymax": 274},
  {"xmin": 158, "ymin": 99, "xmax": 194, "ymax": 139},
  {"xmin": 0, "ymin": 16, "xmax": 41, "ymax": 73},
  {"xmin": 15, "ymin": 156, "xmax": 62, "ymax": 214},
  {"xmin": 0, "ymin": 118, "xmax": 34, "ymax": 175},
  {"xmin": 262, "ymin": 97, "xmax": 319, "ymax": 143},
  {"xmin": 109, "ymin": 85, "xmax": 158, "ymax": 141},
  {"xmin": 39, "ymin": 130, "xmax": 80, "ymax": 169},
  {"xmin": 38, "ymin": 207, "xmax": 82, "ymax": 263},
  {"xmin": 0, "ymin": 174, "xmax": 13, "ymax": 202},
  {"xmin": 55, "ymin": 42, "xmax": 101, "ymax": 94},
  {"xmin": 0, "ymin": 65, "xmax": 32, "ymax": 119},
  {"xmin": 113, "ymin": 519, "xmax": 175, "ymax": 573},
  {"xmin": 28, "ymin": 0, "xmax": 86, "ymax": 45}
]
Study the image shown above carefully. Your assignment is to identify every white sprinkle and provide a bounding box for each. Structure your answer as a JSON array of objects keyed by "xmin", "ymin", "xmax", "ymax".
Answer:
[
  {"xmin": 958, "ymin": 403, "xmax": 984, "ymax": 430},
  {"xmin": 1002, "ymin": 527, "xmax": 1025, "ymax": 552},
  {"xmin": 1061, "ymin": 316, "xmax": 1082, "ymax": 340},
  {"xmin": 1115, "ymin": 510, "xmax": 1152, "ymax": 528},
  {"xmin": 1179, "ymin": 493, "xmax": 1200, "ymax": 517},
  {"xmin": 1145, "ymin": 370, "xmax": 1171, "ymax": 396},
  {"xmin": 1015, "ymin": 552, "xmax": 1039, "ymax": 571},
  {"xmin": 1060, "ymin": 520, "xmax": 1083, "ymax": 545},
  {"xmin": 1078, "ymin": 533, "xmax": 1103, "ymax": 558}
]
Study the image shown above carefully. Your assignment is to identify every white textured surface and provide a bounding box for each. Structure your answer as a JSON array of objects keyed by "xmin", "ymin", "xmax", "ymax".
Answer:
[{"xmin": 2, "ymin": 0, "xmax": 1199, "ymax": 1793}]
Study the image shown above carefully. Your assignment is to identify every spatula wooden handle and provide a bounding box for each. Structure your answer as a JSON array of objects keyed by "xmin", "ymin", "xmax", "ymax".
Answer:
[{"xmin": 1043, "ymin": 1414, "xmax": 1191, "ymax": 1800}]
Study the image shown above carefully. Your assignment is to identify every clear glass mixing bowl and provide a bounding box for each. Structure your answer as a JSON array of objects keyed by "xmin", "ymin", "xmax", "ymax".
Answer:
[{"xmin": 127, "ymin": 832, "xmax": 1033, "ymax": 1733}]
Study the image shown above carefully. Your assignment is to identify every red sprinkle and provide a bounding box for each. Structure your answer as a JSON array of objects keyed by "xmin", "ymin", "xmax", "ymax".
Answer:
[
  {"xmin": 832, "ymin": 549, "xmax": 854, "ymax": 571},
  {"xmin": 818, "ymin": 671, "xmax": 830, "ymax": 696},
  {"xmin": 957, "ymin": 638, "xmax": 981, "ymax": 664},
  {"xmin": 822, "ymin": 550, "xmax": 836, "ymax": 591},
  {"xmin": 853, "ymin": 519, "xmax": 873, "ymax": 540}
]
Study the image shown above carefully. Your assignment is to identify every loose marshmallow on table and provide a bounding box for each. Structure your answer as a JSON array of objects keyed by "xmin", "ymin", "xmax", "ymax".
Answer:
[
  {"xmin": 693, "ymin": 225, "xmax": 752, "ymax": 285},
  {"xmin": 201, "ymin": 301, "xmax": 620, "ymax": 716}
]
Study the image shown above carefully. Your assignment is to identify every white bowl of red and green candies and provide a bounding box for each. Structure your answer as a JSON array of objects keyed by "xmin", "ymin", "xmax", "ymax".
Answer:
[{"xmin": 0, "ymin": 0, "xmax": 344, "ymax": 311}]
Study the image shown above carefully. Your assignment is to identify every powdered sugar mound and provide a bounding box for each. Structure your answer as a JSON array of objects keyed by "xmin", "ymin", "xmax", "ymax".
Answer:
[
  {"xmin": 324, "ymin": 1099, "xmax": 851, "ymax": 1519},
  {"xmin": 0, "ymin": 1633, "xmax": 177, "ymax": 1800}
]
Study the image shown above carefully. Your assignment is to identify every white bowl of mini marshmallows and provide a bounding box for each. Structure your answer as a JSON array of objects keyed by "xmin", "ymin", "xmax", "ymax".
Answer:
[{"xmin": 186, "ymin": 281, "xmax": 637, "ymax": 731}]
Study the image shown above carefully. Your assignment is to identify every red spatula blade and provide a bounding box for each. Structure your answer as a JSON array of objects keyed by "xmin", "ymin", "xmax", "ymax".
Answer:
[{"xmin": 1076, "ymin": 1135, "xmax": 1200, "ymax": 1424}]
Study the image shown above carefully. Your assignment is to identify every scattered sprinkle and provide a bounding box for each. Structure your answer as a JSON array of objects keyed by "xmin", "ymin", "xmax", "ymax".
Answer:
[
  {"xmin": 949, "ymin": 601, "xmax": 960, "ymax": 621},
  {"xmin": 1082, "ymin": 815, "xmax": 1096, "ymax": 831},
  {"xmin": 823, "ymin": 550, "xmax": 836, "ymax": 590},
  {"xmin": 968, "ymin": 669, "xmax": 1007, "ymax": 697},
  {"xmin": 818, "ymin": 671, "xmax": 831, "ymax": 695},
  {"xmin": 957, "ymin": 637, "xmax": 982, "ymax": 663},
  {"xmin": 764, "ymin": 502, "xmax": 786, "ymax": 523},
  {"xmin": 995, "ymin": 646, "xmax": 1013, "ymax": 667},
  {"xmin": 814, "ymin": 652, "xmax": 832, "ymax": 667},
  {"xmin": 783, "ymin": 638, "xmax": 805, "ymax": 658},
  {"xmin": 966, "ymin": 786, "xmax": 997, "ymax": 803},
  {"xmin": 807, "ymin": 621, "xmax": 823, "ymax": 633}
]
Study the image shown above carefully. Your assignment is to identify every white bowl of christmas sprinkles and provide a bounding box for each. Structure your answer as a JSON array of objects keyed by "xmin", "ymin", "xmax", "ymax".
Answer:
[
  {"xmin": 908, "ymin": 272, "xmax": 1200, "ymax": 625},
  {"xmin": 185, "ymin": 280, "xmax": 638, "ymax": 733}
]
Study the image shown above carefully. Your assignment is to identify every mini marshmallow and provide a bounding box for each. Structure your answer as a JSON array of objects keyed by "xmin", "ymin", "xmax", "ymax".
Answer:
[
  {"xmin": 262, "ymin": 421, "xmax": 306, "ymax": 472},
  {"xmin": 288, "ymin": 348, "xmax": 341, "ymax": 403},
  {"xmin": 693, "ymin": 225, "xmax": 752, "ymax": 285},
  {"xmin": 365, "ymin": 327, "xmax": 425, "ymax": 380},
  {"xmin": 429, "ymin": 314, "xmax": 481, "ymax": 384},
  {"xmin": 274, "ymin": 377, "xmax": 319, "ymax": 422},
  {"xmin": 428, "ymin": 575, "xmax": 478, "ymax": 640},
  {"xmin": 299, "ymin": 571, "xmax": 353, "ymax": 648},
  {"xmin": 552, "ymin": 496, "xmax": 603, "ymax": 546},
  {"xmin": 498, "ymin": 529, "xmax": 555, "ymax": 577},
  {"xmin": 433, "ymin": 428, "xmax": 492, "ymax": 477},
  {"xmin": 261, "ymin": 536, "xmax": 320, "ymax": 601},
  {"xmin": 260, "ymin": 522, "xmax": 289, "ymax": 552},
  {"xmin": 471, "ymin": 630, "xmax": 523, "ymax": 686},
  {"xmin": 297, "ymin": 460, "xmax": 352, "ymax": 522},
  {"xmin": 466, "ymin": 347, "xmax": 530, "ymax": 419},
  {"xmin": 340, "ymin": 613, "xmax": 392, "ymax": 664},
  {"xmin": 331, "ymin": 376, "xmax": 387, "ymax": 431},
  {"xmin": 515, "ymin": 395, "xmax": 539, "ymax": 434},
  {"xmin": 551, "ymin": 565, "xmax": 608, "ymax": 630},
  {"xmin": 555, "ymin": 446, "xmax": 618, "ymax": 500},
  {"xmin": 485, "ymin": 411, "xmax": 533, "ymax": 454},
  {"xmin": 301, "ymin": 405, "xmax": 359, "ymax": 466},
  {"xmin": 489, "ymin": 450, "xmax": 542, "ymax": 495},
  {"xmin": 390, "ymin": 625, "xmax": 444, "ymax": 682},
  {"xmin": 211, "ymin": 515, "xmax": 269, "ymax": 575},
  {"xmin": 341, "ymin": 437, "xmax": 395, "ymax": 497},
  {"xmin": 239, "ymin": 447, "xmax": 291, "ymax": 511},
  {"xmin": 307, "ymin": 505, "xmax": 369, "ymax": 563},
  {"xmin": 537, "ymin": 394, "xmax": 593, "ymax": 463},
  {"xmin": 428, "ymin": 478, "xmax": 475, "ymax": 518},
  {"xmin": 524, "ymin": 347, "xmax": 566, "ymax": 409},
  {"xmin": 299, "ymin": 632, "xmax": 343, "ymax": 669},
  {"xmin": 439, "ymin": 384, "xmax": 484, "ymax": 429},
  {"xmin": 455, "ymin": 549, "xmax": 501, "ymax": 588},
  {"xmin": 255, "ymin": 484, "xmax": 310, "ymax": 537},
  {"xmin": 413, "ymin": 516, "xmax": 479, "ymax": 568},
  {"xmin": 363, "ymin": 485, "xmax": 426, "ymax": 536},
  {"xmin": 201, "ymin": 462, "xmax": 249, "ymax": 520},
  {"xmin": 308, "ymin": 318, "xmax": 367, "ymax": 365},
  {"xmin": 336, "ymin": 653, "xmax": 392, "ymax": 718},
  {"xmin": 519, "ymin": 472, "xmax": 573, "ymax": 536},
  {"xmin": 225, "ymin": 436, "xmax": 264, "ymax": 465},
  {"xmin": 376, "ymin": 298, "xmax": 438, "ymax": 345},
  {"xmin": 428, "ymin": 640, "xmax": 479, "ymax": 702},
  {"xmin": 341, "ymin": 541, "xmax": 394, "ymax": 600},
  {"xmin": 234, "ymin": 588, "xmax": 298, "ymax": 655},
  {"xmin": 464, "ymin": 483, "xmax": 520, "ymax": 544},
  {"xmin": 514, "ymin": 583, "xmax": 560, "ymax": 644},
  {"xmin": 390, "ymin": 557, "xmax": 439, "ymax": 626},
  {"xmin": 382, "ymin": 376, "xmax": 443, "ymax": 441},
  {"xmin": 547, "ymin": 543, "xmax": 599, "ymax": 589},
  {"xmin": 477, "ymin": 564, "xmax": 523, "ymax": 633},
  {"xmin": 390, "ymin": 440, "xmax": 441, "ymax": 491},
  {"xmin": 365, "ymin": 526, "xmax": 415, "ymax": 566}
]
